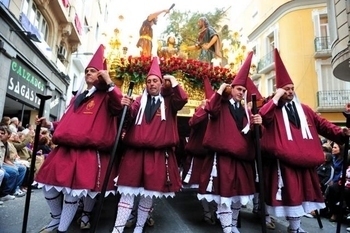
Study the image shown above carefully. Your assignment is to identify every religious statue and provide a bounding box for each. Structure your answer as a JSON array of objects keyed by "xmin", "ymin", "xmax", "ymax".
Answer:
[
  {"xmin": 136, "ymin": 9, "xmax": 170, "ymax": 57},
  {"xmin": 157, "ymin": 33, "xmax": 179, "ymax": 59}
]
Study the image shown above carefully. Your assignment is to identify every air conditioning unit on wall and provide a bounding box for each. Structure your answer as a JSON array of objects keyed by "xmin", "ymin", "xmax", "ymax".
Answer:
[{"xmin": 58, "ymin": 45, "xmax": 67, "ymax": 61}]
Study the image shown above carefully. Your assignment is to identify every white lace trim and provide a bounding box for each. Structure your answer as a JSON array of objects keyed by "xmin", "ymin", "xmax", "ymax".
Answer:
[
  {"xmin": 34, "ymin": 182, "xmax": 115, "ymax": 198},
  {"xmin": 266, "ymin": 202, "xmax": 325, "ymax": 217},
  {"xmin": 197, "ymin": 193, "xmax": 253, "ymax": 207},
  {"xmin": 117, "ymin": 185, "xmax": 175, "ymax": 198}
]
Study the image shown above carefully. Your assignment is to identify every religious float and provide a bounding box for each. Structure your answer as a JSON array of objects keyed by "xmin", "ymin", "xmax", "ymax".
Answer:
[
  {"xmin": 105, "ymin": 26, "xmax": 262, "ymax": 117},
  {"xmin": 109, "ymin": 56, "xmax": 235, "ymax": 117}
]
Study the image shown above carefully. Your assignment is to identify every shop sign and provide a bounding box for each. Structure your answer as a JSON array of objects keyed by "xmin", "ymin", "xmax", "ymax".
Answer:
[{"xmin": 7, "ymin": 59, "xmax": 46, "ymax": 108}]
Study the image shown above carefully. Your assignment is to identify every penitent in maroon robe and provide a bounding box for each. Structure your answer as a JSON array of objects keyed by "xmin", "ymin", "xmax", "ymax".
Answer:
[
  {"xmin": 116, "ymin": 85, "xmax": 188, "ymax": 197},
  {"xmin": 182, "ymin": 106, "xmax": 210, "ymax": 188},
  {"xmin": 198, "ymin": 93, "xmax": 256, "ymax": 207},
  {"xmin": 259, "ymin": 99, "xmax": 347, "ymax": 217},
  {"xmin": 35, "ymin": 88, "xmax": 123, "ymax": 197}
]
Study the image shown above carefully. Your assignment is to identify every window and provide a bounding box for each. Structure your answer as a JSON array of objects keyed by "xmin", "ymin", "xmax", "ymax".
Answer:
[
  {"xmin": 22, "ymin": 0, "xmax": 49, "ymax": 43},
  {"xmin": 320, "ymin": 15, "xmax": 329, "ymax": 37},
  {"xmin": 0, "ymin": 0, "xmax": 10, "ymax": 8},
  {"xmin": 266, "ymin": 75, "xmax": 276, "ymax": 95},
  {"xmin": 267, "ymin": 32, "xmax": 275, "ymax": 52},
  {"xmin": 253, "ymin": 78, "xmax": 260, "ymax": 90}
]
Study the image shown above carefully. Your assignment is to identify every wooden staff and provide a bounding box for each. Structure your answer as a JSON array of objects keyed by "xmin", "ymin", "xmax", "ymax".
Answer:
[
  {"xmin": 251, "ymin": 94, "xmax": 267, "ymax": 233},
  {"xmin": 91, "ymin": 81, "xmax": 135, "ymax": 233},
  {"xmin": 164, "ymin": 3, "xmax": 175, "ymax": 17},
  {"xmin": 336, "ymin": 111, "xmax": 350, "ymax": 233},
  {"xmin": 22, "ymin": 93, "xmax": 51, "ymax": 233}
]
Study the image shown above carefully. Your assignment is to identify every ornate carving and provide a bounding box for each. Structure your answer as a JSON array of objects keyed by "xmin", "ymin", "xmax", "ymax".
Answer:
[
  {"xmin": 60, "ymin": 23, "xmax": 72, "ymax": 38},
  {"xmin": 35, "ymin": 0, "xmax": 50, "ymax": 8},
  {"xmin": 70, "ymin": 43, "xmax": 79, "ymax": 53}
]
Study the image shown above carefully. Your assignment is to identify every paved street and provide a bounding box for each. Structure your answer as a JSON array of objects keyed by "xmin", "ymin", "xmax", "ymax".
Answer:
[{"xmin": 0, "ymin": 188, "xmax": 348, "ymax": 233}]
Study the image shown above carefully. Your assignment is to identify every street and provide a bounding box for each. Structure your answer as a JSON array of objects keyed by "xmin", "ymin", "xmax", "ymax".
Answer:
[{"xmin": 0, "ymin": 188, "xmax": 348, "ymax": 233}]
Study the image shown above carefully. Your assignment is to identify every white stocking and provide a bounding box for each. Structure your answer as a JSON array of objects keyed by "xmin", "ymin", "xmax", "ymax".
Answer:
[
  {"xmin": 42, "ymin": 188, "xmax": 62, "ymax": 231},
  {"xmin": 217, "ymin": 204, "xmax": 232, "ymax": 233},
  {"xmin": 231, "ymin": 202, "xmax": 241, "ymax": 226},
  {"xmin": 57, "ymin": 194, "xmax": 79, "ymax": 232},
  {"xmin": 287, "ymin": 216, "xmax": 301, "ymax": 232},
  {"xmin": 112, "ymin": 194, "xmax": 134, "ymax": 233},
  {"xmin": 134, "ymin": 196, "xmax": 153, "ymax": 233}
]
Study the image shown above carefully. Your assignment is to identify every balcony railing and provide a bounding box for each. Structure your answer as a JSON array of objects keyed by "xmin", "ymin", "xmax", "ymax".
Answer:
[
  {"xmin": 314, "ymin": 36, "xmax": 331, "ymax": 52},
  {"xmin": 257, "ymin": 50, "xmax": 274, "ymax": 73},
  {"xmin": 317, "ymin": 90, "xmax": 350, "ymax": 108}
]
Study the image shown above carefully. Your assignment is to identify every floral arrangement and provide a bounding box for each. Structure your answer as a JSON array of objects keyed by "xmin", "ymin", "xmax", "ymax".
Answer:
[{"xmin": 115, "ymin": 56, "xmax": 236, "ymax": 89}]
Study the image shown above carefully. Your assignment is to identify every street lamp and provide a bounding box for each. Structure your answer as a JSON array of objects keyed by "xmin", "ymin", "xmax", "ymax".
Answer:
[{"xmin": 72, "ymin": 52, "xmax": 94, "ymax": 57}]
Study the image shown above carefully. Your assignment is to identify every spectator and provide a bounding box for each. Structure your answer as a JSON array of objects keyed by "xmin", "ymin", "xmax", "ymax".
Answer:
[
  {"xmin": 331, "ymin": 142, "xmax": 344, "ymax": 184},
  {"xmin": 0, "ymin": 125, "xmax": 24, "ymax": 201},
  {"xmin": 327, "ymin": 165, "xmax": 350, "ymax": 222},
  {"xmin": 0, "ymin": 116, "xmax": 11, "ymax": 126},
  {"xmin": 7, "ymin": 133, "xmax": 28, "ymax": 195},
  {"xmin": 318, "ymin": 152, "xmax": 335, "ymax": 194},
  {"xmin": 9, "ymin": 117, "xmax": 19, "ymax": 133},
  {"xmin": 0, "ymin": 127, "xmax": 5, "ymax": 205}
]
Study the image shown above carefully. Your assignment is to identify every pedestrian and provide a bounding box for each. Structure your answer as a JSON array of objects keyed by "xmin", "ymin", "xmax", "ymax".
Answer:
[
  {"xmin": 259, "ymin": 48, "xmax": 350, "ymax": 233},
  {"xmin": 198, "ymin": 52, "xmax": 262, "ymax": 233},
  {"xmin": 112, "ymin": 57, "xmax": 188, "ymax": 233},
  {"xmin": 35, "ymin": 44, "xmax": 124, "ymax": 233}
]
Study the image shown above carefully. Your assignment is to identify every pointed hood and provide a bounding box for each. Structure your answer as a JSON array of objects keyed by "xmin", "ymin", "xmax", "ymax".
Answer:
[
  {"xmin": 86, "ymin": 44, "xmax": 105, "ymax": 71},
  {"xmin": 147, "ymin": 57, "xmax": 162, "ymax": 82},
  {"xmin": 231, "ymin": 51, "xmax": 253, "ymax": 87},
  {"xmin": 274, "ymin": 48, "xmax": 294, "ymax": 88},
  {"xmin": 203, "ymin": 77, "xmax": 214, "ymax": 99},
  {"xmin": 246, "ymin": 77, "xmax": 263, "ymax": 103}
]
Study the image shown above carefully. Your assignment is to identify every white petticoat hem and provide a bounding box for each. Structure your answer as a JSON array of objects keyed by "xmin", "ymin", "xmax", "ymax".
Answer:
[
  {"xmin": 266, "ymin": 202, "xmax": 325, "ymax": 217},
  {"xmin": 33, "ymin": 182, "xmax": 116, "ymax": 199},
  {"xmin": 197, "ymin": 193, "xmax": 253, "ymax": 207},
  {"xmin": 117, "ymin": 185, "xmax": 175, "ymax": 198}
]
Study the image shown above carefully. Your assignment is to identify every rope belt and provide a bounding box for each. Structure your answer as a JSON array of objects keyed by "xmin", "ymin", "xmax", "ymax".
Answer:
[{"xmin": 139, "ymin": 35, "xmax": 152, "ymax": 41}]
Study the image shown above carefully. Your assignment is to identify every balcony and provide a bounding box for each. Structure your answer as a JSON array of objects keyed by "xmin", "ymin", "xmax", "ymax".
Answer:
[
  {"xmin": 316, "ymin": 90, "xmax": 350, "ymax": 111},
  {"xmin": 257, "ymin": 50, "xmax": 274, "ymax": 74},
  {"xmin": 314, "ymin": 36, "xmax": 331, "ymax": 58}
]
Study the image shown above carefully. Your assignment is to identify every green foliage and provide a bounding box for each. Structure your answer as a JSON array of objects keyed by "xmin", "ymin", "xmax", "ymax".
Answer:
[{"xmin": 163, "ymin": 7, "xmax": 229, "ymax": 59}]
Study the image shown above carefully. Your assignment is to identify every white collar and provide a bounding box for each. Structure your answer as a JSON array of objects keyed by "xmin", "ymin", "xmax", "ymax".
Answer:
[{"xmin": 86, "ymin": 86, "xmax": 96, "ymax": 97}]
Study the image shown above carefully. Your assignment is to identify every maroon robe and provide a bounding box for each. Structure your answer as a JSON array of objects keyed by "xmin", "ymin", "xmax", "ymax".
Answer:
[
  {"xmin": 198, "ymin": 93, "xmax": 256, "ymax": 197},
  {"xmin": 183, "ymin": 107, "xmax": 209, "ymax": 186},
  {"xmin": 259, "ymin": 99, "xmax": 347, "ymax": 208},
  {"xmin": 35, "ymin": 88, "xmax": 123, "ymax": 192},
  {"xmin": 117, "ymin": 85, "xmax": 188, "ymax": 193}
]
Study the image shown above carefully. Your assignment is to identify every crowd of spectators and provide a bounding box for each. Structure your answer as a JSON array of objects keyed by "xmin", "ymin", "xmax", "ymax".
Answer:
[{"xmin": 0, "ymin": 116, "xmax": 55, "ymax": 205}]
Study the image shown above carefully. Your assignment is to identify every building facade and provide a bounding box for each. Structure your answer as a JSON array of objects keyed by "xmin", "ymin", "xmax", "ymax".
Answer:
[
  {"xmin": 0, "ymin": 0, "xmax": 110, "ymax": 126},
  {"xmin": 328, "ymin": 0, "xmax": 350, "ymax": 82},
  {"xmin": 232, "ymin": 0, "xmax": 349, "ymax": 123}
]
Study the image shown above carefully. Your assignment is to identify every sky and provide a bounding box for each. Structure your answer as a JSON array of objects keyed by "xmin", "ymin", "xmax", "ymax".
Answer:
[{"xmin": 108, "ymin": 0, "xmax": 249, "ymax": 56}]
